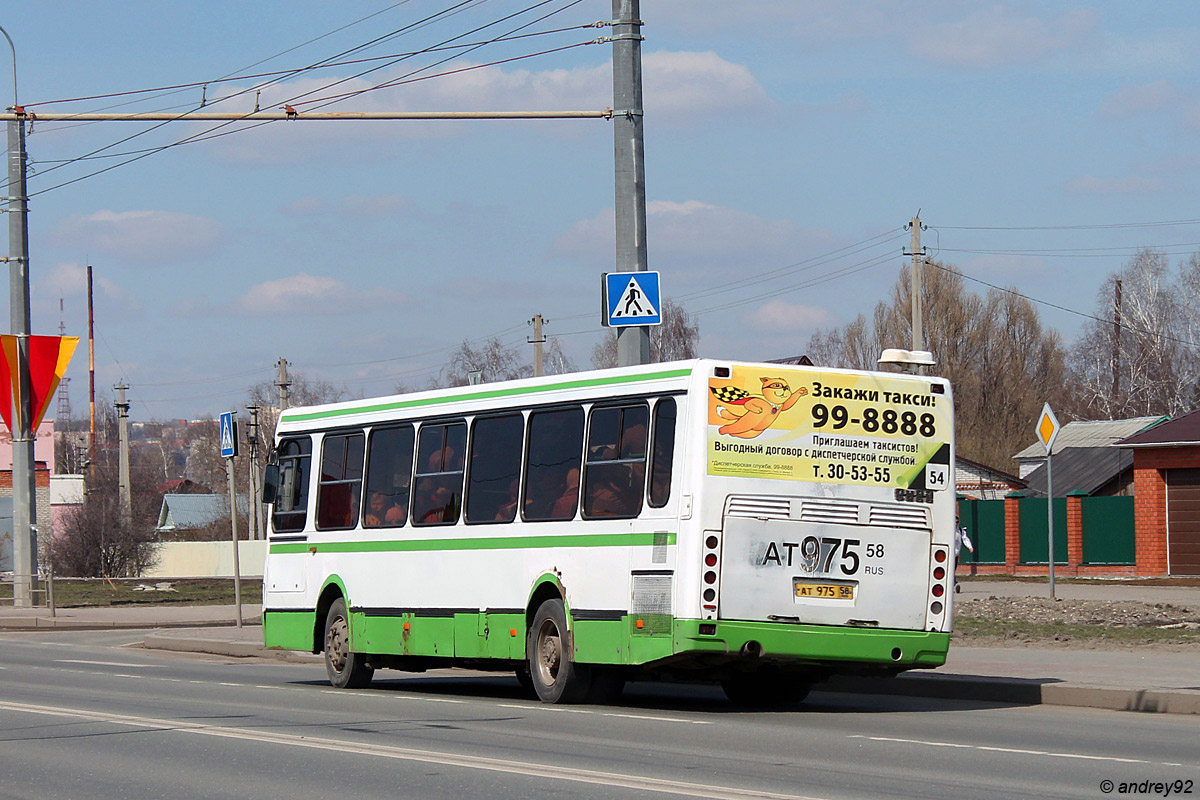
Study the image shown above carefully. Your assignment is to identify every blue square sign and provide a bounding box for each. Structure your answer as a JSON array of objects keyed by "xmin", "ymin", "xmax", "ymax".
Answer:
[
  {"xmin": 604, "ymin": 271, "xmax": 662, "ymax": 327},
  {"xmin": 220, "ymin": 411, "xmax": 238, "ymax": 458}
]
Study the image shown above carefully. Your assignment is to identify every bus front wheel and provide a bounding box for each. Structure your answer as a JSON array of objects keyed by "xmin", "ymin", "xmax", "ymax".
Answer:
[
  {"xmin": 528, "ymin": 599, "xmax": 591, "ymax": 704},
  {"xmin": 324, "ymin": 598, "xmax": 374, "ymax": 689}
]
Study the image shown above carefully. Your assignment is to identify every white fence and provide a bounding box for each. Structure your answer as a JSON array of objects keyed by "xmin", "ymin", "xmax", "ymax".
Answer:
[{"xmin": 143, "ymin": 541, "xmax": 267, "ymax": 579}]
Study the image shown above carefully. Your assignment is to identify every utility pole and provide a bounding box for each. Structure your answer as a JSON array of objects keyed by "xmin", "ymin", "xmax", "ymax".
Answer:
[
  {"xmin": 905, "ymin": 214, "xmax": 926, "ymax": 358},
  {"xmin": 529, "ymin": 314, "xmax": 546, "ymax": 378},
  {"xmin": 276, "ymin": 358, "xmax": 291, "ymax": 411},
  {"xmin": 1112, "ymin": 279, "xmax": 1122, "ymax": 400},
  {"xmin": 612, "ymin": 0, "xmax": 650, "ymax": 368},
  {"xmin": 246, "ymin": 404, "xmax": 260, "ymax": 540},
  {"xmin": 87, "ymin": 264, "xmax": 96, "ymax": 468},
  {"xmin": 4, "ymin": 24, "xmax": 37, "ymax": 607},
  {"xmin": 115, "ymin": 383, "xmax": 132, "ymax": 531}
]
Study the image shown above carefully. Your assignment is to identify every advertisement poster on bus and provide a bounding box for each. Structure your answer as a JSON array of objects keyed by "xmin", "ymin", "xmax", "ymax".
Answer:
[{"xmin": 707, "ymin": 366, "xmax": 951, "ymax": 491}]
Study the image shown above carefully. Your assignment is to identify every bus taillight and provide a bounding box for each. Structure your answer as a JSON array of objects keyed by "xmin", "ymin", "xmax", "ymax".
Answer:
[{"xmin": 702, "ymin": 531, "xmax": 721, "ymax": 619}]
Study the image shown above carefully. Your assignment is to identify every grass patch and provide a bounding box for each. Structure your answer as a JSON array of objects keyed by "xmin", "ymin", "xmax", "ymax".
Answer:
[
  {"xmin": 1, "ymin": 578, "xmax": 262, "ymax": 608},
  {"xmin": 954, "ymin": 615, "xmax": 1200, "ymax": 646}
]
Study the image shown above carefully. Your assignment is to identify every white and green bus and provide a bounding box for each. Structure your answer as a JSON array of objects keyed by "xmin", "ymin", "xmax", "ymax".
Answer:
[{"xmin": 261, "ymin": 358, "xmax": 956, "ymax": 705}]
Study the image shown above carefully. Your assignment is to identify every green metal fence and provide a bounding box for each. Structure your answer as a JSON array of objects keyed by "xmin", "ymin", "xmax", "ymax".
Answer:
[
  {"xmin": 957, "ymin": 499, "xmax": 1006, "ymax": 565},
  {"xmin": 1019, "ymin": 497, "xmax": 1068, "ymax": 565},
  {"xmin": 1081, "ymin": 496, "xmax": 1135, "ymax": 565}
]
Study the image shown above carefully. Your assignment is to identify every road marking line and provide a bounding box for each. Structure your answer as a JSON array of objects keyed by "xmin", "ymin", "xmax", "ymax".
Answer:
[
  {"xmin": 0, "ymin": 699, "xmax": 813, "ymax": 800},
  {"xmin": 56, "ymin": 660, "xmax": 164, "ymax": 668},
  {"xmin": 848, "ymin": 735, "xmax": 1184, "ymax": 767},
  {"xmin": 494, "ymin": 702, "xmax": 709, "ymax": 725}
]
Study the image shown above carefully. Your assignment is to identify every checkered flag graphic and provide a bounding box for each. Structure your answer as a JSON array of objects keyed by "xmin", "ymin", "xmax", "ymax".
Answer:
[{"xmin": 710, "ymin": 386, "xmax": 750, "ymax": 404}]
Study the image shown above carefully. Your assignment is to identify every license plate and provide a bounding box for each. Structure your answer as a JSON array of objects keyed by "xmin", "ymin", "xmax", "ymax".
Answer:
[{"xmin": 794, "ymin": 581, "xmax": 855, "ymax": 600}]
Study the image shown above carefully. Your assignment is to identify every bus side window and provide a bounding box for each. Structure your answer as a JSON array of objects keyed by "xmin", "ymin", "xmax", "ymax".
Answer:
[
  {"xmin": 523, "ymin": 407, "xmax": 584, "ymax": 521},
  {"xmin": 316, "ymin": 432, "xmax": 365, "ymax": 531},
  {"xmin": 413, "ymin": 421, "xmax": 467, "ymax": 526},
  {"xmin": 466, "ymin": 413, "xmax": 524, "ymax": 524},
  {"xmin": 583, "ymin": 403, "xmax": 648, "ymax": 519},
  {"xmin": 648, "ymin": 398, "xmax": 676, "ymax": 508},
  {"xmin": 272, "ymin": 437, "xmax": 312, "ymax": 534},
  {"xmin": 363, "ymin": 425, "xmax": 414, "ymax": 528}
]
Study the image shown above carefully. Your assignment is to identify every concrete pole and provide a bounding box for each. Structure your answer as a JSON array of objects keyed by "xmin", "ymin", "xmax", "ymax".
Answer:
[
  {"xmin": 276, "ymin": 358, "xmax": 290, "ymax": 411},
  {"xmin": 4, "ymin": 25, "xmax": 37, "ymax": 606},
  {"xmin": 115, "ymin": 383, "xmax": 132, "ymax": 531},
  {"xmin": 909, "ymin": 215, "xmax": 924, "ymax": 355},
  {"xmin": 530, "ymin": 314, "xmax": 545, "ymax": 378},
  {"xmin": 612, "ymin": 0, "xmax": 650, "ymax": 368}
]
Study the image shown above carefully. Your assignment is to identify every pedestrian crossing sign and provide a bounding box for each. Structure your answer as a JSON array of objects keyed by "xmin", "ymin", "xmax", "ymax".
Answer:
[
  {"xmin": 220, "ymin": 411, "xmax": 239, "ymax": 458},
  {"xmin": 603, "ymin": 271, "xmax": 662, "ymax": 327}
]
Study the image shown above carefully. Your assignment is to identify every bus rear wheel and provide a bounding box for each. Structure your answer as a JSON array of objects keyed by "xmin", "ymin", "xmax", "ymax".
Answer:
[
  {"xmin": 324, "ymin": 598, "xmax": 374, "ymax": 689},
  {"xmin": 528, "ymin": 599, "xmax": 591, "ymax": 704},
  {"xmin": 721, "ymin": 672, "xmax": 810, "ymax": 708}
]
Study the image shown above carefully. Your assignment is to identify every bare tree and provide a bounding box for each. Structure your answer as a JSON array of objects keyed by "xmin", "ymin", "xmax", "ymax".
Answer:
[
  {"xmin": 435, "ymin": 336, "xmax": 532, "ymax": 388},
  {"xmin": 806, "ymin": 262, "xmax": 1071, "ymax": 470},
  {"xmin": 1071, "ymin": 249, "xmax": 1199, "ymax": 418},
  {"xmin": 591, "ymin": 299, "xmax": 700, "ymax": 368},
  {"xmin": 50, "ymin": 447, "xmax": 161, "ymax": 577}
]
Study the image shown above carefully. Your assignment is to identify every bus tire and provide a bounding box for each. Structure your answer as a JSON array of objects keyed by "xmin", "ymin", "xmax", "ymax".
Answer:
[
  {"xmin": 324, "ymin": 598, "xmax": 374, "ymax": 689},
  {"xmin": 721, "ymin": 672, "xmax": 810, "ymax": 708},
  {"xmin": 528, "ymin": 599, "xmax": 592, "ymax": 704}
]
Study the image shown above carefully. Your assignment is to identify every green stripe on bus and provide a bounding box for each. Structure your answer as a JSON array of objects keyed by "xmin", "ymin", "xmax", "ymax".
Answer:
[
  {"xmin": 281, "ymin": 367, "xmax": 693, "ymax": 423},
  {"xmin": 269, "ymin": 531, "xmax": 677, "ymax": 555}
]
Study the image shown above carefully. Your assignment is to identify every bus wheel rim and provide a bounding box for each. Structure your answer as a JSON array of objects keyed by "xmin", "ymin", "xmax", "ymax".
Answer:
[
  {"xmin": 327, "ymin": 615, "xmax": 349, "ymax": 673},
  {"xmin": 535, "ymin": 619, "xmax": 561, "ymax": 686}
]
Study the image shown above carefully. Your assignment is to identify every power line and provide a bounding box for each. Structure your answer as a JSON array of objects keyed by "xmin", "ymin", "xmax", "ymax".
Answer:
[
  {"xmin": 932, "ymin": 218, "xmax": 1200, "ymax": 231},
  {"xmin": 925, "ymin": 260, "xmax": 1200, "ymax": 350}
]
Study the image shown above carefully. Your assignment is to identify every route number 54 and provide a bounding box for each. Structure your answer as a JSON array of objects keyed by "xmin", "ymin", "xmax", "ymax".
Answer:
[{"xmin": 925, "ymin": 463, "xmax": 948, "ymax": 491}]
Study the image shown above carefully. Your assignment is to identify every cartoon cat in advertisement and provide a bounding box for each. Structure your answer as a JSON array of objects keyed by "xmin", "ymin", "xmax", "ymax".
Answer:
[{"xmin": 710, "ymin": 377, "xmax": 807, "ymax": 439}]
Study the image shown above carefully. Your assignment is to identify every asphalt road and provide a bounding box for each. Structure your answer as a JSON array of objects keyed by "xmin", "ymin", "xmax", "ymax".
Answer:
[{"xmin": 0, "ymin": 630, "xmax": 1195, "ymax": 800}]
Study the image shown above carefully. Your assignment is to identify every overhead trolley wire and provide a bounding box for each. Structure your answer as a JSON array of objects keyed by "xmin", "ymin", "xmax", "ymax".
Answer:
[{"xmin": 23, "ymin": 1, "xmax": 593, "ymax": 197}]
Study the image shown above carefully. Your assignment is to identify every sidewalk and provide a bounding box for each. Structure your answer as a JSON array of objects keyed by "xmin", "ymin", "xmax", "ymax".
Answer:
[{"xmin": 3, "ymin": 581, "xmax": 1198, "ymax": 715}]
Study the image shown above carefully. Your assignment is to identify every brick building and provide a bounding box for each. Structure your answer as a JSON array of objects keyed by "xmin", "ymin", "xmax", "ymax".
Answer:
[{"xmin": 1117, "ymin": 411, "xmax": 1200, "ymax": 576}]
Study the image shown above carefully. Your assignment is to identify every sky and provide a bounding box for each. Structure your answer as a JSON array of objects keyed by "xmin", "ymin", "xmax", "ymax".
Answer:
[{"xmin": 4, "ymin": 1, "xmax": 1200, "ymax": 422}]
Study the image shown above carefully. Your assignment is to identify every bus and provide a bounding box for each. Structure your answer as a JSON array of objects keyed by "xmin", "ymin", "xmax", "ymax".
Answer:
[{"xmin": 261, "ymin": 358, "xmax": 955, "ymax": 705}]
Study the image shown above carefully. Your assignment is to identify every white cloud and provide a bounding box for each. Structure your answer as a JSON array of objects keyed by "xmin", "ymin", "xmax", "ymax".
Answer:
[
  {"xmin": 1066, "ymin": 175, "xmax": 1164, "ymax": 195},
  {"xmin": 910, "ymin": 7, "xmax": 1100, "ymax": 68},
  {"xmin": 747, "ymin": 300, "xmax": 832, "ymax": 333},
  {"xmin": 230, "ymin": 273, "xmax": 407, "ymax": 315},
  {"xmin": 53, "ymin": 210, "xmax": 221, "ymax": 265},
  {"xmin": 642, "ymin": 51, "xmax": 773, "ymax": 119}
]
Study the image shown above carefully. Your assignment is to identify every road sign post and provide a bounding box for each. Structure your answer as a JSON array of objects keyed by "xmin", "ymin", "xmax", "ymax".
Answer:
[
  {"xmin": 220, "ymin": 411, "xmax": 242, "ymax": 628},
  {"xmin": 1036, "ymin": 403, "xmax": 1061, "ymax": 600}
]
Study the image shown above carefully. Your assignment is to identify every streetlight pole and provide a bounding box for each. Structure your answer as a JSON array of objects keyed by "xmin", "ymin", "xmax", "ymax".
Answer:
[
  {"xmin": 2, "ymin": 23, "xmax": 37, "ymax": 607},
  {"xmin": 612, "ymin": 0, "xmax": 650, "ymax": 367}
]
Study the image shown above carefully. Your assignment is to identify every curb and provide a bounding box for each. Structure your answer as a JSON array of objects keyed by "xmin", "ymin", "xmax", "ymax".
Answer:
[
  {"xmin": 141, "ymin": 631, "xmax": 319, "ymax": 663},
  {"xmin": 0, "ymin": 618, "xmax": 260, "ymax": 631},
  {"xmin": 820, "ymin": 673, "xmax": 1200, "ymax": 716},
  {"xmin": 136, "ymin": 633, "xmax": 1200, "ymax": 715}
]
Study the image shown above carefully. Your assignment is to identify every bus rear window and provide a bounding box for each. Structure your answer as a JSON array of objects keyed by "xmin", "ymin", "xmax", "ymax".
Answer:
[
  {"xmin": 523, "ymin": 407, "xmax": 584, "ymax": 521},
  {"xmin": 583, "ymin": 404, "xmax": 648, "ymax": 519}
]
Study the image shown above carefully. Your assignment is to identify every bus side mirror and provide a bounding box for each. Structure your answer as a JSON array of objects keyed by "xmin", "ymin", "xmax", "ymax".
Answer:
[{"xmin": 262, "ymin": 463, "xmax": 279, "ymax": 504}]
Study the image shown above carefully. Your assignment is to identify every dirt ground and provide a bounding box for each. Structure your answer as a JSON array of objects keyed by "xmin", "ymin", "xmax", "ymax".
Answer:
[{"xmin": 953, "ymin": 595, "xmax": 1200, "ymax": 649}]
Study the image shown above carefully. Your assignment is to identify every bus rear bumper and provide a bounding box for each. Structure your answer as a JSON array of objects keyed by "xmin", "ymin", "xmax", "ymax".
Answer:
[{"xmin": 672, "ymin": 619, "xmax": 949, "ymax": 670}]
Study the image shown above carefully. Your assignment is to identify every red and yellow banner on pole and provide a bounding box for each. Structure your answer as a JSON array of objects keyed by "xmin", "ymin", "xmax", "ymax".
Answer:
[{"xmin": 0, "ymin": 335, "xmax": 80, "ymax": 435}]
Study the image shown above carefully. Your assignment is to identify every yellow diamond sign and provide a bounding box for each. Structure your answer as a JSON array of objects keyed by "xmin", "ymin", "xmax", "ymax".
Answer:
[{"xmin": 1037, "ymin": 402, "xmax": 1060, "ymax": 454}]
